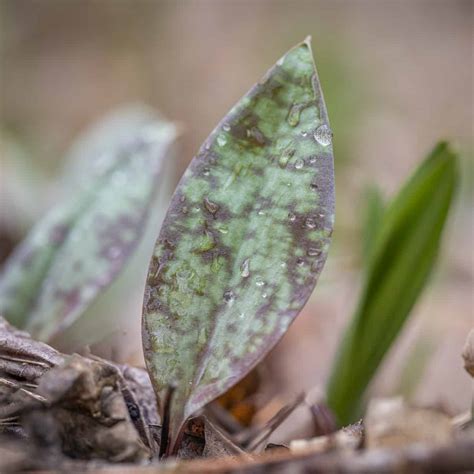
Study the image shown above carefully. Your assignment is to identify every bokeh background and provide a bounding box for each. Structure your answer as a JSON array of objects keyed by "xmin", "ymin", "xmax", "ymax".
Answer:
[{"xmin": 1, "ymin": 0, "xmax": 472, "ymax": 415}]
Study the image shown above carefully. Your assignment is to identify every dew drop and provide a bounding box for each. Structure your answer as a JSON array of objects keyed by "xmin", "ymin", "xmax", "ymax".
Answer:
[
  {"xmin": 217, "ymin": 135, "xmax": 227, "ymax": 147},
  {"xmin": 246, "ymin": 127, "xmax": 266, "ymax": 145},
  {"xmin": 222, "ymin": 123, "xmax": 231, "ymax": 132},
  {"xmin": 287, "ymin": 104, "xmax": 301, "ymax": 127},
  {"xmin": 239, "ymin": 312, "xmax": 245, "ymax": 320},
  {"xmin": 305, "ymin": 217, "xmax": 317, "ymax": 229},
  {"xmin": 280, "ymin": 262, "xmax": 287, "ymax": 268},
  {"xmin": 277, "ymin": 56, "xmax": 284, "ymax": 66},
  {"xmin": 240, "ymin": 258, "xmax": 250, "ymax": 278},
  {"xmin": 258, "ymin": 210, "xmax": 266, "ymax": 216},
  {"xmin": 294, "ymin": 158, "xmax": 304, "ymax": 170},
  {"xmin": 279, "ymin": 156, "xmax": 289, "ymax": 168},
  {"xmin": 301, "ymin": 131, "xmax": 308, "ymax": 137},
  {"xmin": 217, "ymin": 224, "xmax": 228, "ymax": 234},
  {"xmin": 255, "ymin": 276, "xmax": 265, "ymax": 287},
  {"xmin": 314, "ymin": 124, "xmax": 333, "ymax": 147},
  {"xmin": 288, "ymin": 212, "xmax": 296, "ymax": 222},
  {"xmin": 262, "ymin": 292, "xmax": 268, "ymax": 299},
  {"xmin": 223, "ymin": 290, "xmax": 235, "ymax": 305},
  {"xmin": 204, "ymin": 197, "xmax": 219, "ymax": 215},
  {"xmin": 307, "ymin": 247, "xmax": 321, "ymax": 257},
  {"xmin": 278, "ymin": 148, "xmax": 295, "ymax": 169},
  {"xmin": 202, "ymin": 167, "xmax": 210, "ymax": 176}
]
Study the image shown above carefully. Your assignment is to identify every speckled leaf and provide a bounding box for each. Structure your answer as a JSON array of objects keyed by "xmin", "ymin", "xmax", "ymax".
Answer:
[
  {"xmin": 142, "ymin": 38, "xmax": 334, "ymax": 451},
  {"xmin": 0, "ymin": 113, "xmax": 177, "ymax": 341}
]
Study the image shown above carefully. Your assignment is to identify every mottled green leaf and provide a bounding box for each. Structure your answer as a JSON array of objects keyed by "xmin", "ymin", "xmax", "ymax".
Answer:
[
  {"xmin": 142, "ymin": 38, "xmax": 334, "ymax": 451},
  {"xmin": 327, "ymin": 142, "xmax": 459, "ymax": 425},
  {"xmin": 0, "ymin": 111, "xmax": 178, "ymax": 342}
]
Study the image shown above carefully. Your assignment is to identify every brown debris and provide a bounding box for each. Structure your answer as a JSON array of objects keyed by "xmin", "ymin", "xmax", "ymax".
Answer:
[
  {"xmin": 203, "ymin": 417, "xmax": 250, "ymax": 459},
  {"xmin": 1, "ymin": 315, "xmax": 473, "ymax": 473},
  {"xmin": 289, "ymin": 421, "xmax": 363, "ymax": 454},
  {"xmin": 365, "ymin": 397, "xmax": 453, "ymax": 449},
  {"xmin": 32, "ymin": 354, "xmax": 150, "ymax": 462},
  {"xmin": 462, "ymin": 329, "xmax": 474, "ymax": 377}
]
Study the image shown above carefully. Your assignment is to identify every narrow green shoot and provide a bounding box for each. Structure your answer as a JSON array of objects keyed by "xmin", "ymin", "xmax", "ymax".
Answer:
[{"xmin": 327, "ymin": 142, "xmax": 459, "ymax": 425}]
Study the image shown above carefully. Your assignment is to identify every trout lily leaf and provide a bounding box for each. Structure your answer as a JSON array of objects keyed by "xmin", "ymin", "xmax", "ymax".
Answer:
[{"xmin": 142, "ymin": 38, "xmax": 334, "ymax": 453}]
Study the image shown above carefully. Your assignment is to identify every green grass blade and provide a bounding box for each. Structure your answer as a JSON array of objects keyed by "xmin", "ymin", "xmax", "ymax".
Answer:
[
  {"xmin": 326, "ymin": 142, "xmax": 459, "ymax": 425},
  {"xmin": 361, "ymin": 185, "xmax": 385, "ymax": 264}
]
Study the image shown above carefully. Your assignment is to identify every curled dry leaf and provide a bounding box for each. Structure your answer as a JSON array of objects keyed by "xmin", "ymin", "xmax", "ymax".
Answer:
[
  {"xmin": 0, "ymin": 114, "xmax": 177, "ymax": 341},
  {"xmin": 142, "ymin": 37, "xmax": 334, "ymax": 452}
]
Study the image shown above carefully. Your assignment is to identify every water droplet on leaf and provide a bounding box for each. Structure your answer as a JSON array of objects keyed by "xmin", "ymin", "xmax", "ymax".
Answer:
[
  {"xmin": 287, "ymin": 104, "xmax": 301, "ymax": 127},
  {"xmin": 307, "ymin": 247, "xmax": 321, "ymax": 257},
  {"xmin": 314, "ymin": 124, "xmax": 333, "ymax": 147},
  {"xmin": 217, "ymin": 135, "xmax": 227, "ymax": 147},
  {"xmin": 255, "ymin": 276, "xmax": 265, "ymax": 287},
  {"xmin": 222, "ymin": 123, "xmax": 231, "ymax": 132},
  {"xmin": 278, "ymin": 147, "xmax": 295, "ymax": 169},
  {"xmin": 305, "ymin": 217, "xmax": 317, "ymax": 229},
  {"xmin": 204, "ymin": 197, "xmax": 219, "ymax": 215},
  {"xmin": 240, "ymin": 258, "xmax": 250, "ymax": 278},
  {"xmin": 295, "ymin": 158, "xmax": 304, "ymax": 169},
  {"xmin": 223, "ymin": 290, "xmax": 235, "ymax": 305}
]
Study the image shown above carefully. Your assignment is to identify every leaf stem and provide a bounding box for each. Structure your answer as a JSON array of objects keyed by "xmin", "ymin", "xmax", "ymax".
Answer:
[{"xmin": 159, "ymin": 384, "xmax": 176, "ymax": 458}]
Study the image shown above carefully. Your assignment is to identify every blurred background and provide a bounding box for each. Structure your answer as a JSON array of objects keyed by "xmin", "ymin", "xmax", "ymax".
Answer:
[{"xmin": 1, "ymin": 0, "xmax": 472, "ymax": 415}]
